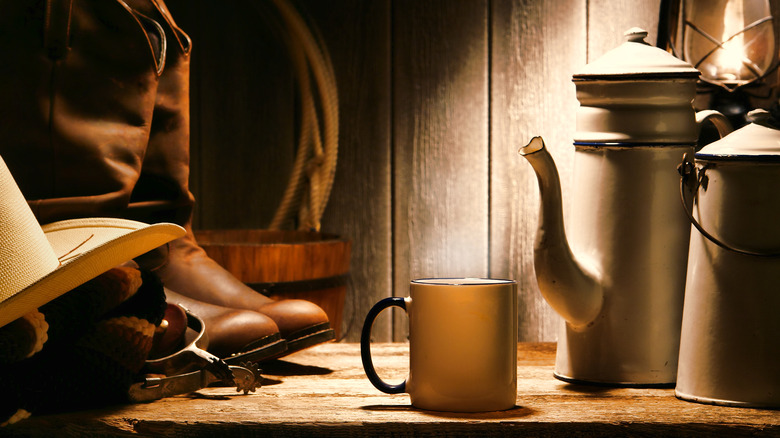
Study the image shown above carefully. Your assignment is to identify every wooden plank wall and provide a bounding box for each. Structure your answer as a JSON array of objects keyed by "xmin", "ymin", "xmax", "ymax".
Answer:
[
  {"xmin": 391, "ymin": 0, "xmax": 491, "ymax": 340},
  {"xmin": 166, "ymin": 0, "xmax": 761, "ymax": 342}
]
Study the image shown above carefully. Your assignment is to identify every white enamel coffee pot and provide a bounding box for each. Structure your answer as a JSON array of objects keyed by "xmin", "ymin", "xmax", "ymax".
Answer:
[
  {"xmin": 676, "ymin": 110, "xmax": 780, "ymax": 408},
  {"xmin": 519, "ymin": 28, "xmax": 731, "ymax": 385}
]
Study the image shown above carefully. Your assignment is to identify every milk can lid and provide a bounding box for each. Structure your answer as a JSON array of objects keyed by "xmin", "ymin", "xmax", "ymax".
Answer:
[
  {"xmin": 573, "ymin": 28, "xmax": 700, "ymax": 79},
  {"xmin": 696, "ymin": 110, "xmax": 780, "ymax": 163}
]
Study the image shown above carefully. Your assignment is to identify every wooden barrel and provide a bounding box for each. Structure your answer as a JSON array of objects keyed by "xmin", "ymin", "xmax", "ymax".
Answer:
[{"xmin": 194, "ymin": 229, "xmax": 351, "ymax": 339}]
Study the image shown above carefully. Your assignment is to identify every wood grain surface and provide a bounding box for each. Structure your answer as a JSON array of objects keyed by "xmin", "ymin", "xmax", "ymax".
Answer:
[
  {"xmin": 7, "ymin": 343, "xmax": 778, "ymax": 437},
  {"xmin": 391, "ymin": 0, "xmax": 490, "ymax": 341},
  {"xmin": 489, "ymin": 0, "xmax": 586, "ymax": 342}
]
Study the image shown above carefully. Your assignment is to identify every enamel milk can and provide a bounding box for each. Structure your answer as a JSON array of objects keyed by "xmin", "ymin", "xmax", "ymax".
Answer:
[
  {"xmin": 518, "ymin": 28, "xmax": 730, "ymax": 385},
  {"xmin": 676, "ymin": 110, "xmax": 780, "ymax": 408}
]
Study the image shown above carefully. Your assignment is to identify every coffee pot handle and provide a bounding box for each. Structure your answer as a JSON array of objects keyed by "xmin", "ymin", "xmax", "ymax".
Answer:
[
  {"xmin": 695, "ymin": 110, "xmax": 733, "ymax": 138},
  {"xmin": 360, "ymin": 297, "xmax": 407, "ymax": 394}
]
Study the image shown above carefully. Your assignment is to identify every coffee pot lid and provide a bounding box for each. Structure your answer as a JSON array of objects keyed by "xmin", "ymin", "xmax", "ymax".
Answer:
[
  {"xmin": 573, "ymin": 28, "xmax": 700, "ymax": 79},
  {"xmin": 696, "ymin": 110, "xmax": 780, "ymax": 163}
]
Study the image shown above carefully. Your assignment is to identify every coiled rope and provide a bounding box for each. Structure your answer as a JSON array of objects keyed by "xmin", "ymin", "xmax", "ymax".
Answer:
[{"xmin": 266, "ymin": 0, "xmax": 339, "ymax": 232}]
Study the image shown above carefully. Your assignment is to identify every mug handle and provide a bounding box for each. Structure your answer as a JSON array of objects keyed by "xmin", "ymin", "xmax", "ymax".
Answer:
[{"xmin": 360, "ymin": 297, "xmax": 407, "ymax": 394}]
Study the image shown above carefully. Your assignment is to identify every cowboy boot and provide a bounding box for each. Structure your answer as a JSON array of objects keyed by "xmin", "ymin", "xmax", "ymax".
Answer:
[
  {"xmin": 155, "ymin": 229, "xmax": 335, "ymax": 354},
  {"xmin": 0, "ymin": 0, "xmax": 284, "ymax": 362},
  {"xmin": 163, "ymin": 288, "xmax": 286, "ymax": 362},
  {"xmin": 0, "ymin": 0, "xmax": 163, "ymax": 224},
  {"xmin": 124, "ymin": 0, "xmax": 335, "ymax": 354}
]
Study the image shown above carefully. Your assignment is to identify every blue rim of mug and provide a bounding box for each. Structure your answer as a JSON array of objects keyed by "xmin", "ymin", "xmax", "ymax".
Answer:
[{"xmin": 412, "ymin": 278, "xmax": 515, "ymax": 286}]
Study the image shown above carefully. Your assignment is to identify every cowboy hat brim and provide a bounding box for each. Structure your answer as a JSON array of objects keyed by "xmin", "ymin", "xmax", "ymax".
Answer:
[{"xmin": 0, "ymin": 217, "xmax": 184, "ymax": 328}]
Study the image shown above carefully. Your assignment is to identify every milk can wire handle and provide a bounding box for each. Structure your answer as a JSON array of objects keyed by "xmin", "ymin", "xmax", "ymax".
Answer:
[{"xmin": 678, "ymin": 154, "xmax": 780, "ymax": 258}]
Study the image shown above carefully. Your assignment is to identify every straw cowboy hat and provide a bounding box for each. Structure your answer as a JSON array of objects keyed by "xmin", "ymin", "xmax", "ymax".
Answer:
[{"xmin": 0, "ymin": 155, "xmax": 185, "ymax": 329}]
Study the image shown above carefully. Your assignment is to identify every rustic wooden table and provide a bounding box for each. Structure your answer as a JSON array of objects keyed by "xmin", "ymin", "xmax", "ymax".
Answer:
[{"xmin": 6, "ymin": 343, "xmax": 779, "ymax": 437}]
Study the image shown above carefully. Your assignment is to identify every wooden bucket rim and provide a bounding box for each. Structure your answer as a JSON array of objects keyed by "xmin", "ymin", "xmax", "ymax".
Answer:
[{"xmin": 194, "ymin": 229, "xmax": 350, "ymax": 247}]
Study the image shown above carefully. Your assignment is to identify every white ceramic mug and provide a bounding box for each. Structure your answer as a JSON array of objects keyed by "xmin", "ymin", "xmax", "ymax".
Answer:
[{"xmin": 360, "ymin": 278, "xmax": 517, "ymax": 412}]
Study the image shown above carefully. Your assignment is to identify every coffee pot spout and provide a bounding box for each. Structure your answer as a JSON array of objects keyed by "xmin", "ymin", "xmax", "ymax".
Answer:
[{"xmin": 518, "ymin": 137, "xmax": 603, "ymax": 328}]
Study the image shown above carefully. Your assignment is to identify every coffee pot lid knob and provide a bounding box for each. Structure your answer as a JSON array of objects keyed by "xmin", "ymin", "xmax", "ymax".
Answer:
[{"xmin": 623, "ymin": 27, "xmax": 648, "ymax": 43}]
